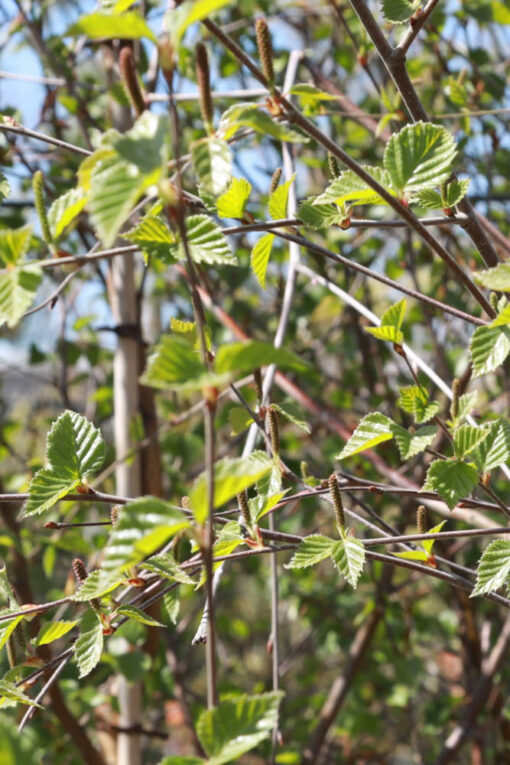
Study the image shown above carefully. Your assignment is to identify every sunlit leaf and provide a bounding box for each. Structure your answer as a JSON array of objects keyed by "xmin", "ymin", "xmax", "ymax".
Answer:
[
  {"xmin": 216, "ymin": 177, "xmax": 251, "ymax": 219},
  {"xmin": 472, "ymin": 540, "xmax": 510, "ymax": 596},
  {"xmin": 469, "ymin": 325, "xmax": 510, "ymax": 378},
  {"xmin": 384, "ymin": 122, "xmax": 457, "ymax": 194},
  {"xmin": 331, "ymin": 534, "xmax": 365, "ymax": 588},
  {"xmin": 250, "ymin": 233, "xmax": 274, "ymax": 289},
  {"xmin": 284, "ymin": 534, "xmax": 334, "ymax": 569},
  {"xmin": 422, "ymin": 459, "xmax": 478, "ymax": 510},
  {"xmin": 73, "ymin": 611, "xmax": 103, "ymax": 678}
]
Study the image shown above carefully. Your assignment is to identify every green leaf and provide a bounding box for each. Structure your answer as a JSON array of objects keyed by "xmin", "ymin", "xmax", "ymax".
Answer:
[
  {"xmin": 422, "ymin": 520, "xmax": 447, "ymax": 555},
  {"xmin": 24, "ymin": 410, "xmax": 105, "ymax": 517},
  {"xmin": 160, "ymin": 758, "xmax": 203, "ymax": 765},
  {"xmin": 0, "ymin": 265, "xmax": 42, "ymax": 329},
  {"xmin": 443, "ymin": 178, "xmax": 470, "ymax": 208},
  {"xmin": 381, "ymin": 0, "xmax": 420, "ymax": 23},
  {"xmin": 365, "ymin": 325, "xmax": 403, "ymax": 344},
  {"xmin": 102, "ymin": 497, "xmax": 190, "ymax": 572},
  {"xmin": 450, "ymin": 391, "xmax": 478, "ymax": 427},
  {"xmin": 196, "ymin": 691, "xmax": 283, "ymax": 764},
  {"xmin": 397, "ymin": 385, "xmax": 439, "ymax": 424},
  {"xmin": 215, "ymin": 340, "xmax": 308, "ymax": 376},
  {"xmin": 35, "ymin": 620, "xmax": 78, "ymax": 646},
  {"xmin": 67, "ymin": 11, "xmax": 157, "ymax": 42},
  {"xmin": 453, "ymin": 425, "xmax": 489, "ymax": 459},
  {"xmin": 169, "ymin": 215, "xmax": 237, "ymax": 266},
  {"xmin": 269, "ymin": 175, "xmax": 294, "ymax": 220},
  {"xmin": 314, "ymin": 166, "xmax": 392, "ymax": 206},
  {"xmin": 0, "ymin": 680, "xmax": 42, "ymax": 710},
  {"xmin": 143, "ymin": 553, "xmax": 195, "ymax": 585},
  {"xmin": 89, "ymin": 157, "xmax": 148, "ymax": 248},
  {"xmin": 490, "ymin": 303, "xmax": 510, "ymax": 328},
  {"xmin": 393, "ymin": 549, "xmax": 430, "ymax": 561},
  {"xmin": 72, "ymin": 570, "xmax": 125, "ymax": 601},
  {"xmin": 491, "ymin": 1, "xmax": 510, "ymax": 24},
  {"xmin": 192, "ymin": 138, "xmax": 232, "ymax": 198},
  {"xmin": 336, "ymin": 412, "xmax": 393, "ymax": 459},
  {"xmin": 289, "ymin": 83, "xmax": 337, "ymax": 111},
  {"xmin": 124, "ymin": 213, "xmax": 175, "ymax": 261},
  {"xmin": 249, "ymin": 490, "xmax": 288, "ymax": 523},
  {"xmin": 228, "ymin": 406, "xmax": 254, "ymax": 435},
  {"xmin": 0, "ymin": 612, "xmax": 25, "ymax": 652},
  {"xmin": 141, "ymin": 335, "xmax": 218, "ymax": 393},
  {"xmin": 384, "ymin": 122, "xmax": 457, "ymax": 194},
  {"xmin": 216, "ymin": 177, "xmax": 251, "ymax": 219},
  {"xmin": 162, "ymin": 590, "xmax": 180, "ymax": 626},
  {"xmin": 73, "ymin": 611, "xmax": 103, "ymax": 679},
  {"xmin": 0, "ymin": 225, "xmax": 31, "ymax": 266},
  {"xmin": 272, "ymin": 402, "xmax": 311, "ymax": 433},
  {"xmin": 48, "ymin": 188, "xmax": 88, "ymax": 240},
  {"xmin": 422, "ymin": 459, "xmax": 478, "ymax": 510},
  {"xmin": 390, "ymin": 423, "xmax": 436, "ymax": 459},
  {"xmin": 472, "ymin": 540, "xmax": 510, "ymax": 597},
  {"xmin": 331, "ymin": 534, "xmax": 365, "ymax": 588},
  {"xmin": 474, "ymin": 263, "xmax": 510, "ymax": 291},
  {"xmin": 189, "ymin": 451, "xmax": 274, "ymax": 524},
  {"xmin": 298, "ymin": 201, "xmax": 344, "ymax": 229},
  {"xmin": 115, "ymin": 605, "xmax": 164, "ymax": 627},
  {"xmin": 168, "ymin": 0, "xmax": 235, "ymax": 47},
  {"xmin": 415, "ymin": 189, "xmax": 443, "ymax": 210},
  {"xmin": 284, "ymin": 534, "xmax": 334, "ymax": 569},
  {"xmin": 0, "ymin": 173, "xmax": 10, "ymax": 203},
  {"xmin": 112, "ymin": 112, "xmax": 169, "ymax": 175},
  {"xmin": 219, "ymin": 103, "xmax": 308, "ymax": 144},
  {"xmin": 250, "ymin": 233, "xmax": 274, "ymax": 289},
  {"xmin": 381, "ymin": 298, "xmax": 406, "ymax": 330},
  {"xmin": 472, "ymin": 419, "xmax": 510, "ymax": 473},
  {"xmin": 469, "ymin": 325, "xmax": 510, "ymax": 378}
]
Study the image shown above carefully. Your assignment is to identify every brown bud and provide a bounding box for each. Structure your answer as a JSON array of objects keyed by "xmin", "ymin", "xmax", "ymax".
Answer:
[
  {"xmin": 329, "ymin": 473, "xmax": 345, "ymax": 530},
  {"xmin": 417, "ymin": 505, "xmax": 427, "ymax": 536},
  {"xmin": 255, "ymin": 18, "xmax": 275, "ymax": 88},
  {"xmin": 269, "ymin": 166, "xmax": 282, "ymax": 195},
  {"xmin": 195, "ymin": 42, "xmax": 214, "ymax": 133},
  {"xmin": 266, "ymin": 406, "xmax": 280, "ymax": 456},
  {"xmin": 72, "ymin": 558, "xmax": 88, "ymax": 584},
  {"xmin": 119, "ymin": 46, "xmax": 146, "ymax": 118}
]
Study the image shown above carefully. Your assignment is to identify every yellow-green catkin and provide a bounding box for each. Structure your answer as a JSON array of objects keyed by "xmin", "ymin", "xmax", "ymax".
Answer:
[
  {"xmin": 417, "ymin": 505, "xmax": 427, "ymax": 535},
  {"xmin": 32, "ymin": 170, "xmax": 52, "ymax": 246},
  {"xmin": 119, "ymin": 46, "xmax": 146, "ymax": 117},
  {"xmin": 237, "ymin": 491, "xmax": 251, "ymax": 529},
  {"xmin": 195, "ymin": 43, "xmax": 214, "ymax": 134},
  {"xmin": 329, "ymin": 473, "xmax": 345, "ymax": 531},
  {"xmin": 327, "ymin": 152, "xmax": 340, "ymax": 178},
  {"xmin": 269, "ymin": 167, "xmax": 282, "ymax": 194},
  {"xmin": 255, "ymin": 18, "xmax": 275, "ymax": 89},
  {"xmin": 266, "ymin": 407, "xmax": 279, "ymax": 456},
  {"xmin": 450, "ymin": 378, "xmax": 460, "ymax": 420}
]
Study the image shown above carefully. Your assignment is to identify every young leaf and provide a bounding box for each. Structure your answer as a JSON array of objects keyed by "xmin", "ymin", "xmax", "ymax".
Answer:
[
  {"xmin": 196, "ymin": 691, "xmax": 283, "ymax": 765},
  {"xmin": 422, "ymin": 459, "xmax": 478, "ymax": 510},
  {"xmin": 115, "ymin": 605, "xmax": 164, "ymax": 627},
  {"xmin": 124, "ymin": 214, "xmax": 175, "ymax": 261},
  {"xmin": 0, "ymin": 680, "xmax": 42, "ymax": 710},
  {"xmin": 268, "ymin": 175, "xmax": 294, "ymax": 220},
  {"xmin": 73, "ymin": 611, "xmax": 103, "ymax": 679},
  {"xmin": 141, "ymin": 335, "xmax": 219, "ymax": 393},
  {"xmin": 422, "ymin": 520, "xmax": 447, "ymax": 556},
  {"xmin": 453, "ymin": 425, "xmax": 489, "ymax": 459},
  {"xmin": 490, "ymin": 303, "xmax": 510, "ymax": 329},
  {"xmin": 450, "ymin": 391, "xmax": 478, "ymax": 427},
  {"xmin": 313, "ymin": 166, "xmax": 392, "ymax": 206},
  {"xmin": 380, "ymin": 299, "xmax": 406, "ymax": 330},
  {"xmin": 102, "ymin": 497, "xmax": 190, "ymax": 572},
  {"xmin": 284, "ymin": 534, "xmax": 334, "ymax": 569},
  {"xmin": 24, "ymin": 411, "xmax": 105, "ymax": 517},
  {"xmin": 390, "ymin": 423, "xmax": 436, "ymax": 459},
  {"xmin": 216, "ymin": 177, "xmax": 251, "ymax": 219},
  {"xmin": 169, "ymin": 215, "xmax": 237, "ymax": 265},
  {"xmin": 248, "ymin": 490, "xmax": 288, "ymax": 523},
  {"xmin": 88, "ymin": 157, "xmax": 147, "ymax": 248},
  {"xmin": 72, "ymin": 570, "xmax": 125, "ymax": 601},
  {"xmin": 397, "ymin": 385, "xmax": 439, "ymax": 424},
  {"xmin": 48, "ymin": 188, "xmax": 88, "ymax": 240},
  {"xmin": 393, "ymin": 549, "xmax": 429, "ymax": 561},
  {"xmin": 469, "ymin": 325, "xmax": 510, "ymax": 378},
  {"xmin": 215, "ymin": 340, "xmax": 308, "ymax": 376},
  {"xmin": 228, "ymin": 406, "xmax": 254, "ymax": 435},
  {"xmin": 67, "ymin": 11, "xmax": 157, "ymax": 41},
  {"xmin": 474, "ymin": 263, "xmax": 510, "ymax": 292},
  {"xmin": 272, "ymin": 402, "xmax": 311, "ymax": 433},
  {"xmin": 0, "ymin": 612, "xmax": 25, "ymax": 652},
  {"xmin": 162, "ymin": 590, "xmax": 180, "ymax": 626},
  {"xmin": 112, "ymin": 112, "xmax": 170, "ymax": 175},
  {"xmin": 250, "ymin": 233, "xmax": 274, "ymax": 289},
  {"xmin": 35, "ymin": 620, "xmax": 78, "ymax": 646},
  {"xmin": 472, "ymin": 419, "xmax": 510, "ymax": 473},
  {"xmin": 415, "ymin": 189, "xmax": 443, "ymax": 210},
  {"xmin": 382, "ymin": 0, "xmax": 420, "ymax": 24},
  {"xmin": 336, "ymin": 412, "xmax": 394, "ymax": 459},
  {"xmin": 219, "ymin": 103, "xmax": 308, "ymax": 144},
  {"xmin": 331, "ymin": 534, "xmax": 365, "ymax": 588},
  {"xmin": 189, "ymin": 451, "xmax": 273, "ymax": 524},
  {"xmin": 168, "ymin": 0, "xmax": 235, "ymax": 47},
  {"xmin": 472, "ymin": 540, "xmax": 510, "ymax": 597},
  {"xmin": 191, "ymin": 138, "xmax": 232, "ymax": 198},
  {"xmin": 0, "ymin": 266, "xmax": 42, "ymax": 329},
  {"xmin": 365, "ymin": 325, "xmax": 403, "ymax": 344},
  {"xmin": 384, "ymin": 122, "xmax": 457, "ymax": 195},
  {"xmin": 443, "ymin": 178, "xmax": 470, "ymax": 208},
  {"xmin": 143, "ymin": 553, "xmax": 195, "ymax": 585},
  {"xmin": 298, "ymin": 201, "xmax": 344, "ymax": 229},
  {"xmin": 0, "ymin": 225, "xmax": 32, "ymax": 266}
]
